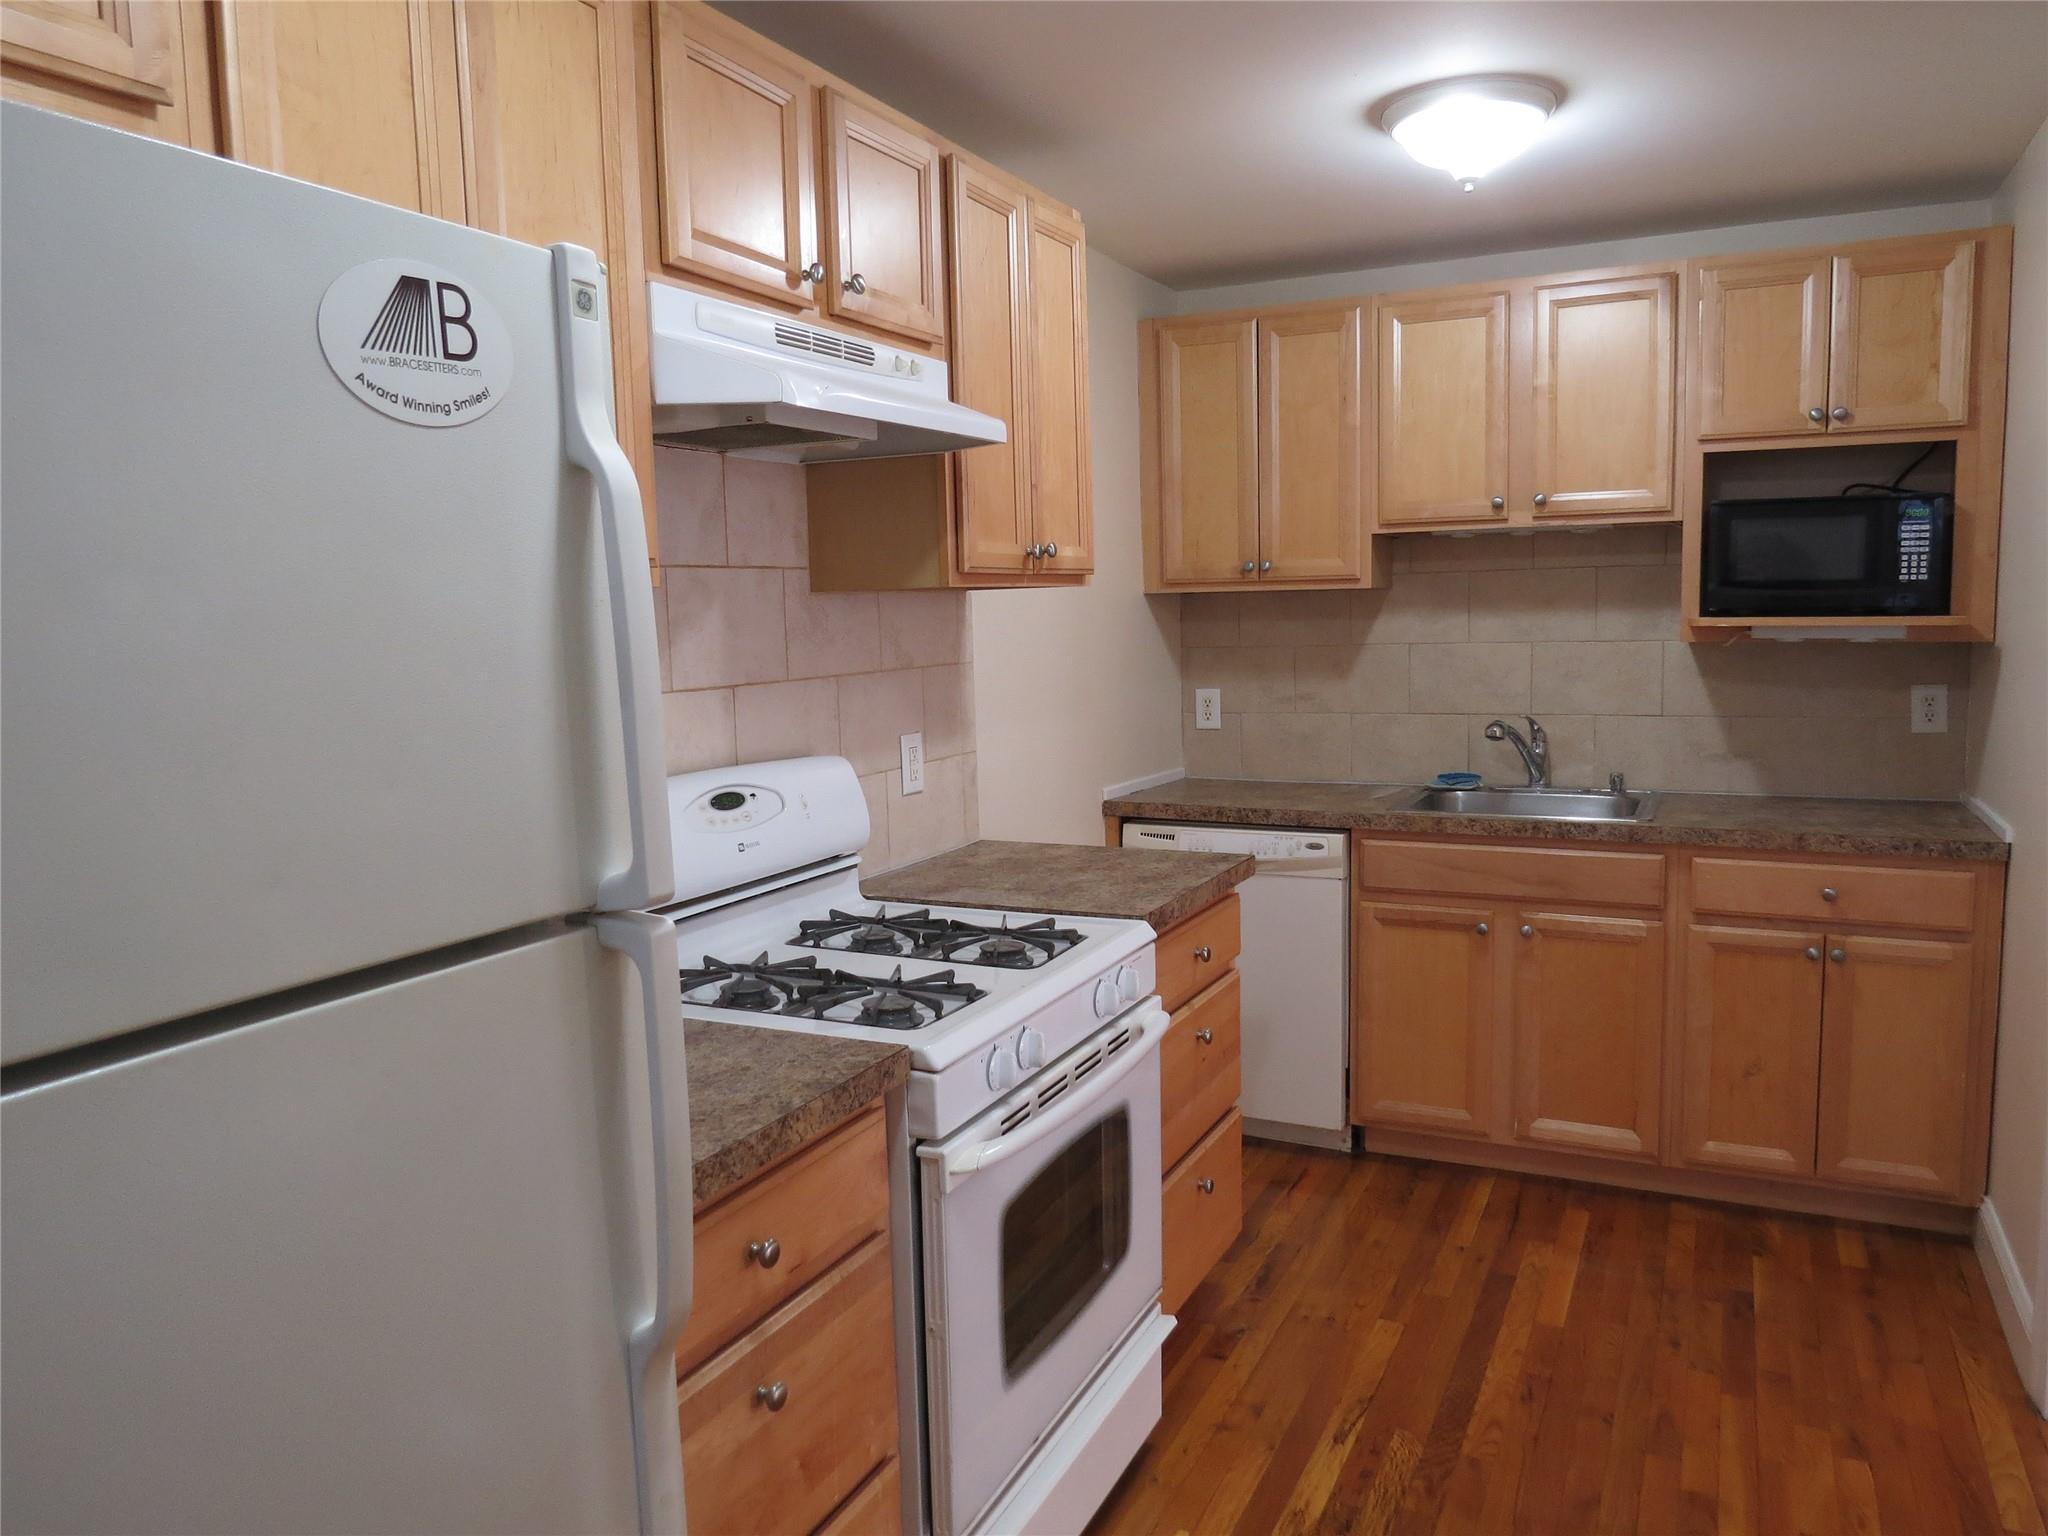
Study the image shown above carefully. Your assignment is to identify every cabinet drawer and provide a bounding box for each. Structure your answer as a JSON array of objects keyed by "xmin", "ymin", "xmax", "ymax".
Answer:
[
  {"xmin": 1357, "ymin": 839, "xmax": 1665, "ymax": 909},
  {"xmin": 1690, "ymin": 857, "xmax": 1975, "ymax": 933},
  {"xmin": 1163, "ymin": 1108, "xmax": 1242, "ymax": 1316},
  {"xmin": 679, "ymin": 1237, "xmax": 897, "ymax": 1536},
  {"xmin": 1155, "ymin": 894, "xmax": 1241, "ymax": 1012},
  {"xmin": 1162, "ymin": 970, "xmax": 1242, "ymax": 1169},
  {"xmin": 816, "ymin": 1456, "xmax": 901, "ymax": 1535},
  {"xmin": 677, "ymin": 1105, "xmax": 889, "ymax": 1376}
]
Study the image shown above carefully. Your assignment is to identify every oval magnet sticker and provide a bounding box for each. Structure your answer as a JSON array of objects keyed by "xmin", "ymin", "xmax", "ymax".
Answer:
[{"xmin": 318, "ymin": 257, "xmax": 511, "ymax": 427}]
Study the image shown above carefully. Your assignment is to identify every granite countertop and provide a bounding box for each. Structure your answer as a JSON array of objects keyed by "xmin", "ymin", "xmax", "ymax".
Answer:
[
  {"xmin": 864, "ymin": 839, "xmax": 1257, "ymax": 931},
  {"xmin": 1100, "ymin": 778, "xmax": 2010, "ymax": 862},
  {"xmin": 685, "ymin": 1019, "xmax": 908, "ymax": 1210}
]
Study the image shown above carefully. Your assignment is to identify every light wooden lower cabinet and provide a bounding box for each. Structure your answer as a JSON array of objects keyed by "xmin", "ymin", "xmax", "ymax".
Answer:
[
  {"xmin": 1677, "ymin": 923, "xmax": 1824, "ymax": 1177},
  {"xmin": 817, "ymin": 1457, "xmax": 903, "ymax": 1535},
  {"xmin": 1156, "ymin": 895, "xmax": 1245, "ymax": 1315},
  {"xmin": 1510, "ymin": 910, "xmax": 1663, "ymax": 1159},
  {"xmin": 1351, "ymin": 900, "xmax": 1497, "ymax": 1137},
  {"xmin": 1163, "ymin": 1107, "xmax": 1243, "ymax": 1317}
]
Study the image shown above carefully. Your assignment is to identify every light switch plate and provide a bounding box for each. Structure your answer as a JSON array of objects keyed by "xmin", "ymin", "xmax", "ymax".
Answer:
[
  {"xmin": 1910, "ymin": 684, "xmax": 1948, "ymax": 734},
  {"xmin": 1195, "ymin": 688, "xmax": 1222, "ymax": 729},
  {"xmin": 900, "ymin": 731, "xmax": 925, "ymax": 792}
]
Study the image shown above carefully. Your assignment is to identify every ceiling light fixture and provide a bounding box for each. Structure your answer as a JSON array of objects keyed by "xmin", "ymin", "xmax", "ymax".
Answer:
[{"xmin": 1379, "ymin": 76, "xmax": 1559, "ymax": 193}]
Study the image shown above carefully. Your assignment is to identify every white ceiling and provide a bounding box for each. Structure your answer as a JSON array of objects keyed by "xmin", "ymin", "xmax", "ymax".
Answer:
[{"xmin": 715, "ymin": 1, "xmax": 2048, "ymax": 289}]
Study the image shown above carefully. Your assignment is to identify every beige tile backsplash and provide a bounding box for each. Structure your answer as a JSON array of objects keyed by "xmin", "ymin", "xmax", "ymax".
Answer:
[
  {"xmin": 1181, "ymin": 526, "xmax": 1973, "ymax": 799},
  {"xmin": 653, "ymin": 446, "xmax": 976, "ymax": 874}
]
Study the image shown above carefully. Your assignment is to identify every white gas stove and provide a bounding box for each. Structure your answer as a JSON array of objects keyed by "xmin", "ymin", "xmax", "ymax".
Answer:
[{"xmin": 655, "ymin": 757, "xmax": 1170, "ymax": 1536}]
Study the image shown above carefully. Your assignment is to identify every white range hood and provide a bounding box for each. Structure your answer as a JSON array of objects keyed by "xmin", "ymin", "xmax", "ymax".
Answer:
[{"xmin": 647, "ymin": 283, "xmax": 1007, "ymax": 461}]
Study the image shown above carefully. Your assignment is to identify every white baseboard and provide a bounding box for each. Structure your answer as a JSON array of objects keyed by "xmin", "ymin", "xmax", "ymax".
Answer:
[
  {"xmin": 1976, "ymin": 1197, "xmax": 2046, "ymax": 1413},
  {"xmin": 1962, "ymin": 793, "xmax": 2017, "ymax": 843},
  {"xmin": 1102, "ymin": 766, "xmax": 1184, "ymax": 800}
]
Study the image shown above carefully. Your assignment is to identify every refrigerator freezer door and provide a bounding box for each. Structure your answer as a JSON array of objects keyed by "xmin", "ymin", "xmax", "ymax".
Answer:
[
  {"xmin": 0, "ymin": 104, "xmax": 666, "ymax": 1064},
  {"xmin": 1, "ymin": 923, "xmax": 690, "ymax": 1534}
]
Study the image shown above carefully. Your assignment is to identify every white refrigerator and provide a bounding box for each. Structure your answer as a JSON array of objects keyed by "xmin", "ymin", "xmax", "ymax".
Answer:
[{"xmin": 0, "ymin": 104, "xmax": 693, "ymax": 1533}]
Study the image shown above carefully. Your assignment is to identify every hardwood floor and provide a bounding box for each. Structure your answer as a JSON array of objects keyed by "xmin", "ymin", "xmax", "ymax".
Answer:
[{"xmin": 1091, "ymin": 1142, "xmax": 2048, "ymax": 1535}]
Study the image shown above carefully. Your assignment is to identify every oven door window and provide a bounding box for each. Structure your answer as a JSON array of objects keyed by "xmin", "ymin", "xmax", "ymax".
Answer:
[
  {"xmin": 1723, "ymin": 510, "xmax": 1874, "ymax": 587},
  {"xmin": 999, "ymin": 1109, "xmax": 1131, "ymax": 1381}
]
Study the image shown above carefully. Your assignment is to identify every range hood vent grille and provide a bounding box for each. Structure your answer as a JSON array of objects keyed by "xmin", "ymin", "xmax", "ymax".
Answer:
[{"xmin": 771, "ymin": 321, "xmax": 877, "ymax": 369}]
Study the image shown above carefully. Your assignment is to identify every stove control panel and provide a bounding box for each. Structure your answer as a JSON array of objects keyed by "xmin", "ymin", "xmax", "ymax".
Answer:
[{"xmin": 680, "ymin": 783, "xmax": 785, "ymax": 832}]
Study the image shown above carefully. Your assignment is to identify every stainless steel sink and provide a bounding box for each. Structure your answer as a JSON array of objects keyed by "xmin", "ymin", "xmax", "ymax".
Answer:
[{"xmin": 1398, "ymin": 786, "xmax": 1657, "ymax": 823}]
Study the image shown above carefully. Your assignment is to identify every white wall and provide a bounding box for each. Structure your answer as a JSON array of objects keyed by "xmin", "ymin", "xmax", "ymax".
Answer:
[
  {"xmin": 1171, "ymin": 198, "xmax": 1997, "ymax": 311},
  {"xmin": 970, "ymin": 250, "xmax": 1182, "ymax": 845},
  {"xmin": 1970, "ymin": 116, "xmax": 2048, "ymax": 1411}
]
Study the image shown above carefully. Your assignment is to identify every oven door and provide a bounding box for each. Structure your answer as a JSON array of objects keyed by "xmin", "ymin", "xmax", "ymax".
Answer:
[{"xmin": 917, "ymin": 1004, "xmax": 1166, "ymax": 1536}]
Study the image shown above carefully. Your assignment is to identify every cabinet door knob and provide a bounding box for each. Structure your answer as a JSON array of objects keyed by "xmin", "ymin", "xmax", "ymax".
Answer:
[
  {"xmin": 1829, "ymin": 947, "xmax": 1847, "ymax": 963},
  {"xmin": 1197, "ymin": 1177, "xmax": 1216, "ymax": 1194},
  {"xmin": 1821, "ymin": 886, "xmax": 1838, "ymax": 902},
  {"xmin": 1195, "ymin": 1027, "xmax": 1214, "ymax": 1044},
  {"xmin": 1531, "ymin": 493, "xmax": 1547, "ymax": 507},
  {"xmin": 1808, "ymin": 406, "xmax": 1826, "ymax": 422},
  {"xmin": 1258, "ymin": 559, "xmax": 1272, "ymax": 572},
  {"xmin": 747, "ymin": 1237, "xmax": 781, "ymax": 1268},
  {"xmin": 1520, "ymin": 924, "xmax": 1534, "ymax": 938},
  {"xmin": 1241, "ymin": 560, "xmax": 1257, "ymax": 574},
  {"xmin": 1044, "ymin": 541, "xmax": 1059, "ymax": 559},
  {"xmin": 754, "ymin": 1381, "xmax": 789, "ymax": 1411},
  {"xmin": 1490, "ymin": 496, "xmax": 1505, "ymax": 509},
  {"xmin": 1026, "ymin": 543, "xmax": 1042, "ymax": 559},
  {"xmin": 1830, "ymin": 406, "xmax": 1849, "ymax": 422},
  {"xmin": 844, "ymin": 272, "xmax": 867, "ymax": 295},
  {"xmin": 801, "ymin": 260, "xmax": 826, "ymax": 284},
  {"xmin": 1193, "ymin": 944, "xmax": 1212, "ymax": 962},
  {"xmin": 1806, "ymin": 946, "xmax": 1821, "ymax": 961},
  {"xmin": 1475, "ymin": 922, "xmax": 1489, "ymax": 936}
]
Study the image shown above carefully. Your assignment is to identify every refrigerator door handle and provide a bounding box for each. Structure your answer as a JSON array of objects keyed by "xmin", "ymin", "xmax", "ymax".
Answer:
[
  {"xmin": 554, "ymin": 244, "xmax": 673, "ymax": 912},
  {"xmin": 595, "ymin": 911, "xmax": 693, "ymax": 1536}
]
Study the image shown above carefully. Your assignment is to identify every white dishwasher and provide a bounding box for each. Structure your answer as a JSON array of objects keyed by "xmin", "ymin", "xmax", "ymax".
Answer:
[{"xmin": 1121, "ymin": 821, "xmax": 1352, "ymax": 1150}]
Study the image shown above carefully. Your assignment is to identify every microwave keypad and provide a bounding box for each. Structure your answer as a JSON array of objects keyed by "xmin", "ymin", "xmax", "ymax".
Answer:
[{"xmin": 1899, "ymin": 520, "xmax": 1933, "ymax": 582}]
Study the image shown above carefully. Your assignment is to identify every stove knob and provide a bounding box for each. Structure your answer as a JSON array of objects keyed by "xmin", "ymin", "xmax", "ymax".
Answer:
[
  {"xmin": 1093, "ymin": 975, "xmax": 1119, "ymax": 1019},
  {"xmin": 1016, "ymin": 1027, "xmax": 1046, "ymax": 1072},
  {"xmin": 1116, "ymin": 963, "xmax": 1142, "ymax": 1004},
  {"xmin": 985, "ymin": 1044, "xmax": 1017, "ymax": 1094}
]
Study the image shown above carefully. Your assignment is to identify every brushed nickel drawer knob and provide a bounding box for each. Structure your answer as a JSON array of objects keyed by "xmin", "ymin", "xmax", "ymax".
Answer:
[
  {"xmin": 1044, "ymin": 541, "xmax": 1059, "ymax": 559},
  {"xmin": 801, "ymin": 260, "xmax": 826, "ymax": 283},
  {"xmin": 1197, "ymin": 1177, "xmax": 1216, "ymax": 1194},
  {"xmin": 1026, "ymin": 543, "xmax": 1043, "ymax": 559},
  {"xmin": 1490, "ymin": 496, "xmax": 1505, "ymax": 509},
  {"xmin": 755, "ymin": 1381, "xmax": 788, "ymax": 1411},
  {"xmin": 1259, "ymin": 559, "xmax": 1272, "ymax": 572},
  {"xmin": 1806, "ymin": 946, "xmax": 1821, "ymax": 961},
  {"xmin": 1194, "ymin": 945, "xmax": 1212, "ymax": 962},
  {"xmin": 1520, "ymin": 924, "xmax": 1534, "ymax": 938},
  {"xmin": 1821, "ymin": 886, "xmax": 1838, "ymax": 902},
  {"xmin": 1241, "ymin": 560, "xmax": 1256, "ymax": 574},
  {"xmin": 1475, "ymin": 922, "xmax": 1489, "ymax": 935},
  {"xmin": 1829, "ymin": 947, "xmax": 1847, "ymax": 963},
  {"xmin": 1532, "ymin": 493, "xmax": 1547, "ymax": 507},
  {"xmin": 1831, "ymin": 405, "xmax": 1849, "ymax": 422},
  {"xmin": 844, "ymin": 272, "xmax": 867, "ymax": 295},
  {"xmin": 747, "ymin": 1238, "xmax": 781, "ymax": 1268},
  {"xmin": 1195, "ymin": 1027, "xmax": 1214, "ymax": 1044},
  {"xmin": 1808, "ymin": 407, "xmax": 1826, "ymax": 422}
]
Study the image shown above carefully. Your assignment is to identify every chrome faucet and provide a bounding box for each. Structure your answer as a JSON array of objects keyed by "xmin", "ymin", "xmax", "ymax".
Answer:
[{"xmin": 1484, "ymin": 716, "xmax": 1551, "ymax": 787}]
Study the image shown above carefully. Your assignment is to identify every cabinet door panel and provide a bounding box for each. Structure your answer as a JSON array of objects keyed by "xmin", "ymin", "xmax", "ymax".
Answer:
[
  {"xmin": 220, "ymin": 0, "xmax": 464, "ymax": 219},
  {"xmin": 1511, "ymin": 911, "xmax": 1663, "ymax": 1159},
  {"xmin": 652, "ymin": 3, "xmax": 816, "ymax": 308},
  {"xmin": 1816, "ymin": 935, "xmax": 1973, "ymax": 1197},
  {"xmin": 946, "ymin": 159, "xmax": 1032, "ymax": 574},
  {"xmin": 1352, "ymin": 901, "xmax": 1496, "ymax": 1137},
  {"xmin": 1026, "ymin": 200, "xmax": 1092, "ymax": 573},
  {"xmin": 1156, "ymin": 320, "xmax": 1257, "ymax": 585},
  {"xmin": 823, "ymin": 90, "xmax": 944, "ymax": 344},
  {"xmin": 1828, "ymin": 239, "xmax": 1974, "ymax": 431},
  {"xmin": 1678, "ymin": 924, "xmax": 1822, "ymax": 1176},
  {"xmin": 1259, "ymin": 306, "xmax": 1363, "ymax": 579},
  {"xmin": 3, "ymin": 0, "xmax": 213, "ymax": 147},
  {"xmin": 1694, "ymin": 256, "xmax": 1830, "ymax": 439},
  {"xmin": 1526, "ymin": 273, "xmax": 1676, "ymax": 518},
  {"xmin": 1376, "ymin": 291, "xmax": 1509, "ymax": 525}
]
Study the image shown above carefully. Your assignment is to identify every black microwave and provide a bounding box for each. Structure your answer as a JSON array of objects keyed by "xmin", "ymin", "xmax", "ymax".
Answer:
[{"xmin": 1700, "ymin": 493, "xmax": 1953, "ymax": 618}]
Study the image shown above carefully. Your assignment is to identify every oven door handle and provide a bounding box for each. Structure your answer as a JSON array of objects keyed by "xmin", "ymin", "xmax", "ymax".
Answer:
[{"xmin": 925, "ymin": 1003, "xmax": 1167, "ymax": 1191}]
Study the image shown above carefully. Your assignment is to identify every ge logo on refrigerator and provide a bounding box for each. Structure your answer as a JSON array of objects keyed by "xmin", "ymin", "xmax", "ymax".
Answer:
[{"xmin": 318, "ymin": 257, "xmax": 511, "ymax": 427}]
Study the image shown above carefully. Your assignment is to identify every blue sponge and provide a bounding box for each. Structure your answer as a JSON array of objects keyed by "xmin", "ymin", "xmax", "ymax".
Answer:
[{"xmin": 1431, "ymin": 771, "xmax": 1483, "ymax": 789}]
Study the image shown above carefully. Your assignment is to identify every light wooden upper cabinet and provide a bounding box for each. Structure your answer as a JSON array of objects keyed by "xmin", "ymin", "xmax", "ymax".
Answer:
[
  {"xmin": 1, "ymin": 0, "xmax": 214, "ymax": 146},
  {"xmin": 1678, "ymin": 924, "xmax": 1823, "ymax": 1177},
  {"xmin": 1828, "ymin": 238, "xmax": 1975, "ymax": 431},
  {"xmin": 822, "ymin": 89, "xmax": 945, "ymax": 344},
  {"xmin": 651, "ymin": 2, "xmax": 818, "ymax": 310},
  {"xmin": 1510, "ymin": 911, "xmax": 1663, "ymax": 1160},
  {"xmin": 1816, "ymin": 934, "xmax": 1974, "ymax": 1197},
  {"xmin": 218, "ymin": 0, "xmax": 465, "ymax": 219},
  {"xmin": 1155, "ymin": 319, "xmax": 1258, "ymax": 584},
  {"xmin": 1376, "ymin": 289, "xmax": 1510, "ymax": 526},
  {"xmin": 1026, "ymin": 199, "xmax": 1092, "ymax": 574},
  {"xmin": 1694, "ymin": 255, "xmax": 1830, "ymax": 439},
  {"xmin": 1523, "ymin": 273, "xmax": 1676, "ymax": 518},
  {"xmin": 1259, "ymin": 306, "xmax": 1364, "ymax": 580},
  {"xmin": 1352, "ymin": 901, "xmax": 1497, "ymax": 1138},
  {"xmin": 946, "ymin": 159, "xmax": 1033, "ymax": 575}
]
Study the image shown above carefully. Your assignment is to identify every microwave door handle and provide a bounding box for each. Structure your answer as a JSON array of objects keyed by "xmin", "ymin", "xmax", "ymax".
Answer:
[
  {"xmin": 553, "ymin": 244, "xmax": 672, "ymax": 912},
  {"xmin": 925, "ymin": 1004, "xmax": 1167, "ymax": 1191}
]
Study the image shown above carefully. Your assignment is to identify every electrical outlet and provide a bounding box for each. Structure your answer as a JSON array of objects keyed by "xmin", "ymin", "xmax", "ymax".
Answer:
[
  {"xmin": 1195, "ymin": 688, "xmax": 1222, "ymax": 730},
  {"xmin": 1910, "ymin": 684, "xmax": 1948, "ymax": 734},
  {"xmin": 900, "ymin": 731, "xmax": 925, "ymax": 792}
]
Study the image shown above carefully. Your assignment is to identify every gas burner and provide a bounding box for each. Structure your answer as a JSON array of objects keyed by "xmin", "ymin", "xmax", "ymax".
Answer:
[
  {"xmin": 782, "ymin": 965, "xmax": 988, "ymax": 1030},
  {"xmin": 678, "ymin": 953, "xmax": 827, "ymax": 1014},
  {"xmin": 790, "ymin": 907, "xmax": 1084, "ymax": 968}
]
